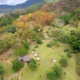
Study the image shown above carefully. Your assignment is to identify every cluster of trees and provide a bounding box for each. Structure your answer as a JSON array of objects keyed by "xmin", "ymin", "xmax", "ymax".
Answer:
[
  {"xmin": 0, "ymin": 65, "xmax": 5, "ymax": 80},
  {"xmin": 6, "ymin": 26, "xmax": 16, "ymax": 33},
  {"xmin": 46, "ymin": 56, "xmax": 68, "ymax": 80},
  {"xmin": 14, "ymin": 10, "xmax": 53, "ymax": 29},
  {"xmin": 12, "ymin": 59, "xmax": 24, "ymax": 72},
  {"xmin": 28, "ymin": 58, "xmax": 37, "ymax": 70},
  {"xmin": 46, "ymin": 65, "xmax": 62, "ymax": 80},
  {"xmin": 14, "ymin": 42, "xmax": 29, "ymax": 56},
  {"xmin": 0, "ymin": 1, "xmax": 46, "ymax": 28},
  {"xmin": 0, "ymin": 39, "xmax": 11, "ymax": 54}
]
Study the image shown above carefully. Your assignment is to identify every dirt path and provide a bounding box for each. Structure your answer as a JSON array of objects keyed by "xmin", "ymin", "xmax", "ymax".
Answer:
[
  {"xmin": 0, "ymin": 48, "xmax": 14, "ymax": 60},
  {"xmin": 53, "ymin": 50, "xmax": 61, "ymax": 58},
  {"xmin": 19, "ymin": 63, "xmax": 26, "ymax": 80}
]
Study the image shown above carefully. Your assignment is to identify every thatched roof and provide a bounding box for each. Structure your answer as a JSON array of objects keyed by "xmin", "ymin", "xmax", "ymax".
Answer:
[
  {"xmin": 22, "ymin": 56, "xmax": 31, "ymax": 62},
  {"xmin": 18, "ymin": 55, "xmax": 31, "ymax": 62},
  {"xmin": 18, "ymin": 56, "xmax": 22, "ymax": 61}
]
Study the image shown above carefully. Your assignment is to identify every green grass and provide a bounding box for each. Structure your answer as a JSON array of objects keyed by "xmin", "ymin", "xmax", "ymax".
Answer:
[
  {"xmin": 0, "ymin": 61, "xmax": 19, "ymax": 80},
  {"xmin": 21, "ymin": 42, "xmax": 77, "ymax": 80}
]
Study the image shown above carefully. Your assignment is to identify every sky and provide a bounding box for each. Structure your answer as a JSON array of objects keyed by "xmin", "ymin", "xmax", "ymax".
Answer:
[{"xmin": 0, "ymin": 0, "xmax": 27, "ymax": 5}]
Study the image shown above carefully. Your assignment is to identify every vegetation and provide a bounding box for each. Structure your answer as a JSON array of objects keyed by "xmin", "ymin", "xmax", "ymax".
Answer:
[
  {"xmin": 28, "ymin": 58, "xmax": 37, "ymax": 70},
  {"xmin": 47, "ymin": 65, "xmax": 62, "ymax": 80},
  {"xmin": 0, "ymin": 0, "xmax": 80, "ymax": 80},
  {"xmin": 6, "ymin": 26, "xmax": 16, "ymax": 33},
  {"xmin": 67, "ymin": 52, "xmax": 72, "ymax": 58},
  {"xmin": 0, "ymin": 65, "xmax": 4, "ymax": 74},
  {"xmin": 14, "ymin": 47, "xmax": 28, "ymax": 56},
  {"xmin": 37, "ymin": 39, "xmax": 43, "ymax": 44},
  {"xmin": 60, "ymin": 57, "xmax": 68, "ymax": 67},
  {"xmin": 12, "ymin": 59, "xmax": 24, "ymax": 72}
]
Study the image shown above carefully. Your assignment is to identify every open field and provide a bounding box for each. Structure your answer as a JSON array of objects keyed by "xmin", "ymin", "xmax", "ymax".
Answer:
[{"xmin": 20, "ymin": 41, "xmax": 76, "ymax": 80}]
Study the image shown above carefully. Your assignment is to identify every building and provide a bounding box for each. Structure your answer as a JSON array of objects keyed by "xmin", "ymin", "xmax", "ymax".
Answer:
[{"xmin": 18, "ymin": 55, "xmax": 31, "ymax": 63}]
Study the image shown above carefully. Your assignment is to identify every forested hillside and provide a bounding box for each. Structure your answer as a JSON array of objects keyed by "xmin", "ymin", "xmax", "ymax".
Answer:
[{"xmin": 0, "ymin": 0, "xmax": 80, "ymax": 80}]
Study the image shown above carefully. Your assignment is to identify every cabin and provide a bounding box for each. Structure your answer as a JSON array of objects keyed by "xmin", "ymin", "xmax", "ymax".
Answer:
[{"xmin": 18, "ymin": 55, "xmax": 31, "ymax": 63}]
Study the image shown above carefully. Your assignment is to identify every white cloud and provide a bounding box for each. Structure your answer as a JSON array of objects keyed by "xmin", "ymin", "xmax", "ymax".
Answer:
[{"xmin": 0, "ymin": 0, "xmax": 27, "ymax": 5}]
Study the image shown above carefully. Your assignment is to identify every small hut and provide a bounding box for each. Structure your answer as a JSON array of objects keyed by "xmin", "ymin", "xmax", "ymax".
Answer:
[{"xmin": 18, "ymin": 55, "xmax": 31, "ymax": 63}]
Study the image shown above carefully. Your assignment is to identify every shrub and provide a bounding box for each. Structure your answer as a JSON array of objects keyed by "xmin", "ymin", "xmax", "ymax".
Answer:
[
  {"xmin": 0, "ymin": 65, "xmax": 4, "ymax": 74},
  {"xmin": 64, "ymin": 48, "xmax": 73, "ymax": 53},
  {"xmin": 46, "ymin": 44, "xmax": 51, "ymax": 47},
  {"xmin": 62, "ymin": 6, "xmax": 69, "ymax": 11},
  {"xmin": 40, "ymin": 28, "xmax": 43, "ymax": 32},
  {"xmin": 67, "ymin": 52, "xmax": 72, "ymax": 58},
  {"xmin": 46, "ymin": 72, "xmax": 56, "ymax": 80},
  {"xmin": 0, "ymin": 75, "xmax": 3, "ymax": 80},
  {"xmin": 34, "ymin": 25, "xmax": 40, "ymax": 32},
  {"xmin": 69, "ymin": 36, "xmax": 76, "ymax": 44},
  {"xmin": 48, "ymin": 34, "xmax": 52, "ymax": 37},
  {"xmin": 6, "ymin": 43, "xmax": 11, "ymax": 50},
  {"xmin": 59, "ymin": 15, "xmax": 71, "ymax": 24},
  {"xmin": 12, "ymin": 59, "xmax": 24, "ymax": 72},
  {"xmin": 32, "ymin": 48, "xmax": 35, "ymax": 51},
  {"xmin": 22, "ymin": 42, "xmax": 29, "ymax": 50},
  {"xmin": 74, "ymin": 50, "xmax": 78, "ymax": 53},
  {"xmin": 72, "ymin": 40, "xmax": 80, "ymax": 51},
  {"xmin": 58, "ymin": 34, "xmax": 69, "ymax": 43},
  {"xmin": 64, "ymin": 48, "xmax": 69, "ymax": 52},
  {"xmin": 28, "ymin": 58, "xmax": 37, "ymax": 70},
  {"xmin": 71, "ymin": 30, "xmax": 77, "ymax": 36},
  {"xmin": 14, "ymin": 47, "xmax": 28, "ymax": 56},
  {"xmin": 60, "ymin": 57, "xmax": 68, "ymax": 67},
  {"xmin": 6, "ymin": 26, "xmax": 16, "ymax": 33},
  {"xmin": 53, "ymin": 65, "xmax": 62, "ymax": 78},
  {"xmin": 34, "ymin": 45, "xmax": 38, "ymax": 48},
  {"xmin": 37, "ymin": 39, "xmax": 42, "ymax": 44}
]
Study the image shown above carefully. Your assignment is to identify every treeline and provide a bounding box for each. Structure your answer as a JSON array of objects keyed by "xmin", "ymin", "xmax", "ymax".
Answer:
[{"xmin": 0, "ymin": 1, "xmax": 46, "ymax": 27}]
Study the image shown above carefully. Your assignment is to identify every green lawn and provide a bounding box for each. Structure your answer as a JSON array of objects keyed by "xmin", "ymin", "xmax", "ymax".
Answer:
[{"xmin": 21, "ymin": 41, "xmax": 77, "ymax": 80}]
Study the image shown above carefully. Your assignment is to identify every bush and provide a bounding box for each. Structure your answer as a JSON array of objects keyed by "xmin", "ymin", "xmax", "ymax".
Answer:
[
  {"xmin": 64, "ymin": 48, "xmax": 69, "ymax": 52},
  {"xmin": 0, "ymin": 75, "xmax": 3, "ymax": 80},
  {"xmin": 34, "ymin": 25, "xmax": 40, "ymax": 32},
  {"xmin": 37, "ymin": 39, "xmax": 42, "ymax": 44},
  {"xmin": 6, "ymin": 26, "xmax": 16, "ymax": 33},
  {"xmin": 71, "ymin": 30, "xmax": 77, "ymax": 36},
  {"xmin": 58, "ymin": 34, "xmax": 69, "ymax": 43},
  {"xmin": 12, "ymin": 59, "xmax": 24, "ymax": 72},
  {"xmin": 40, "ymin": 28, "xmax": 43, "ymax": 32},
  {"xmin": 53, "ymin": 65, "xmax": 62, "ymax": 78},
  {"xmin": 69, "ymin": 36, "xmax": 76, "ymax": 44},
  {"xmin": 0, "ymin": 65, "xmax": 4, "ymax": 74},
  {"xmin": 74, "ymin": 50, "xmax": 78, "ymax": 53},
  {"xmin": 67, "ymin": 52, "xmax": 72, "ymax": 58},
  {"xmin": 62, "ymin": 6, "xmax": 69, "ymax": 11},
  {"xmin": 72, "ymin": 41, "xmax": 80, "ymax": 51},
  {"xmin": 34, "ymin": 45, "xmax": 38, "ymax": 48},
  {"xmin": 46, "ymin": 44, "xmax": 51, "ymax": 47},
  {"xmin": 64, "ymin": 48, "xmax": 73, "ymax": 53},
  {"xmin": 32, "ymin": 48, "xmax": 35, "ymax": 51},
  {"xmin": 28, "ymin": 58, "xmax": 37, "ymax": 70},
  {"xmin": 59, "ymin": 15, "xmax": 71, "ymax": 24},
  {"xmin": 22, "ymin": 42, "xmax": 29, "ymax": 50},
  {"xmin": 46, "ymin": 72, "xmax": 56, "ymax": 80},
  {"xmin": 14, "ymin": 47, "xmax": 28, "ymax": 56},
  {"xmin": 60, "ymin": 57, "xmax": 68, "ymax": 67}
]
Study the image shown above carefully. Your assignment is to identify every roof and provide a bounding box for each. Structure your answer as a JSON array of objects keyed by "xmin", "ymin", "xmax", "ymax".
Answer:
[
  {"xmin": 22, "ymin": 55, "xmax": 31, "ymax": 62},
  {"xmin": 18, "ymin": 55, "xmax": 31, "ymax": 62},
  {"xmin": 18, "ymin": 56, "xmax": 22, "ymax": 61}
]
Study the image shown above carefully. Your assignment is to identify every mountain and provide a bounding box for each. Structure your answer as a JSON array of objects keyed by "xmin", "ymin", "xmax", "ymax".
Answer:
[{"xmin": 0, "ymin": 0, "xmax": 44, "ymax": 9}]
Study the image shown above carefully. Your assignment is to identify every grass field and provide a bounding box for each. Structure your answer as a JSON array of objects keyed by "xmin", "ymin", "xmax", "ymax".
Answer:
[
  {"xmin": 20, "ymin": 41, "xmax": 76, "ymax": 80},
  {"xmin": 0, "ymin": 61, "xmax": 19, "ymax": 80}
]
